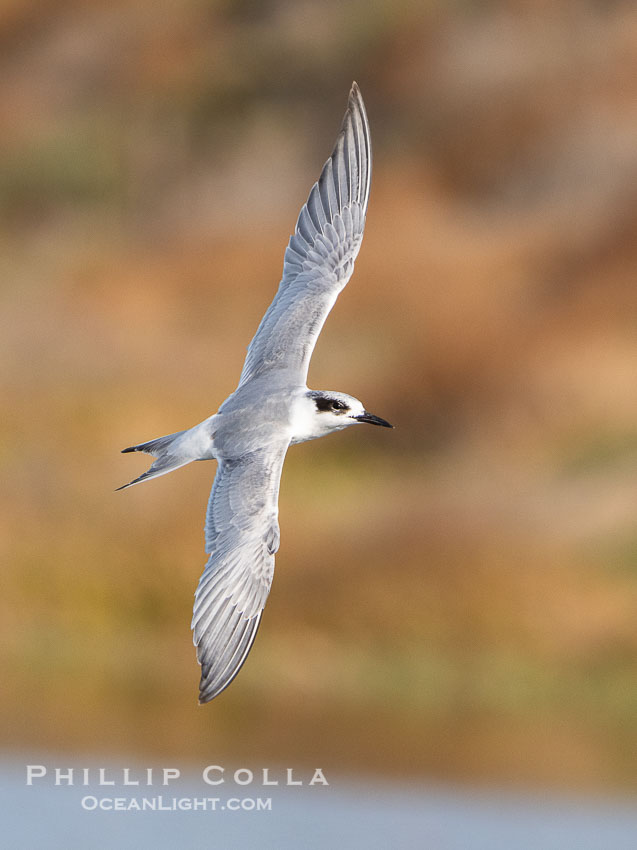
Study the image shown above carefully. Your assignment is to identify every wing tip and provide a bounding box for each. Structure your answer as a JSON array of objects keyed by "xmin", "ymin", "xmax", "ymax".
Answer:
[
  {"xmin": 343, "ymin": 80, "xmax": 368, "ymax": 132},
  {"xmin": 349, "ymin": 80, "xmax": 362, "ymax": 104},
  {"xmin": 337, "ymin": 81, "xmax": 371, "ymax": 206},
  {"xmin": 195, "ymin": 612, "xmax": 263, "ymax": 704}
]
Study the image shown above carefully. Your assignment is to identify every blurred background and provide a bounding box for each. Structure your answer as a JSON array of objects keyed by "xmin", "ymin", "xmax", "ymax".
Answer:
[{"xmin": 2, "ymin": 0, "xmax": 637, "ymax": 821}]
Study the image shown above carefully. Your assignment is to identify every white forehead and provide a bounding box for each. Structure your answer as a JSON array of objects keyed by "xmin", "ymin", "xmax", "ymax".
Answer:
[{"xmin": 345, "ymin": 395, "xmax": 365, "ymax": 415}]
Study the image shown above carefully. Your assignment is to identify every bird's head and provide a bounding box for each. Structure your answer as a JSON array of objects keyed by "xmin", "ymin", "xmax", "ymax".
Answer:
[{"xmin": 291, "ymin": 390, "xmax": 393, "ymax": 443}]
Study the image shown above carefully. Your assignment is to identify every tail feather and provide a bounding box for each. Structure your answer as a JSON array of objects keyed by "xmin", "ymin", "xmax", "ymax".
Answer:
[
  {"xmin": 121, "ymin": 431, "xmax": 186, "ymax": 456},
  {"xmin": 118, "ymin": 429, "xmax": 190, "ymax": 490}
]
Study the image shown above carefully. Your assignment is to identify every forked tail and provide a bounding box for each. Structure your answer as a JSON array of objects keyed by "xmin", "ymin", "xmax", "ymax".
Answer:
[{"xmin": 117, "ymin": 430, "xmax": 190, "ymax": 490}]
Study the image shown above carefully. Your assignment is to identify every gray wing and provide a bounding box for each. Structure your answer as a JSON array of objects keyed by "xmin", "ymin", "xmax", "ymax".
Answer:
[
  {"xmin": 192, "ymin": 442, "xmax": 287, "ymax": 703},
  {"xmin": 238, "ymin": 82, "xmax": 371, "ymax": 388}
]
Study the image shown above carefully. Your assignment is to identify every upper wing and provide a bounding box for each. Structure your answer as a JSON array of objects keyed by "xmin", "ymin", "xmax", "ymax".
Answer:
[
  {"xmin": 238, "ymin": 82, "xmax": 371, "ymax": 389},
  {"xmin": 192, "ymin": 441, "xmax": 288, "ymax": 703}
]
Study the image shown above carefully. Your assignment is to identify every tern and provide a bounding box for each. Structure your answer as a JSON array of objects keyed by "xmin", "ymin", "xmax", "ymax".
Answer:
[{"xmin": 120, "ymin": 83, "xmax": 392, "ymax": 703}]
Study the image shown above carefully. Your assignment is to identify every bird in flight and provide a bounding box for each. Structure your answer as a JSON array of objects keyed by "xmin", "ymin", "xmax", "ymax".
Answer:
[{"xmin": 120, "ymin": 83, "xmax": 392, "ymax": 703}]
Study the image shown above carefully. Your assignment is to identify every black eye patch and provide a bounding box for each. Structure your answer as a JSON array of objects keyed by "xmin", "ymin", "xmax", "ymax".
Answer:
[{"xmin": 314, "ymin": 397, "xmax": 347, "ymax": 413}]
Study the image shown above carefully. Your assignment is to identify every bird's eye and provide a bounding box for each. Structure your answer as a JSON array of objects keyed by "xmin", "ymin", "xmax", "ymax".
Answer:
[{"xmin": 331, "ymin": 400, "xmax": 346, "ymax": 411}]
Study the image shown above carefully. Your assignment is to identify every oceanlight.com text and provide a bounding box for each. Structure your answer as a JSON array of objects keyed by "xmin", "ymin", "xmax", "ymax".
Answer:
[{"xmin": 81, "ymin": 795, "xmax": 272, "ymax": 812}]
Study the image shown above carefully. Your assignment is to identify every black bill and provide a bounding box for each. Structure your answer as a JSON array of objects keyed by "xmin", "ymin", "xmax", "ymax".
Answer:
[{"xmin": 354, "ymin": 412, "xmax": 394, "ymax": 428}]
